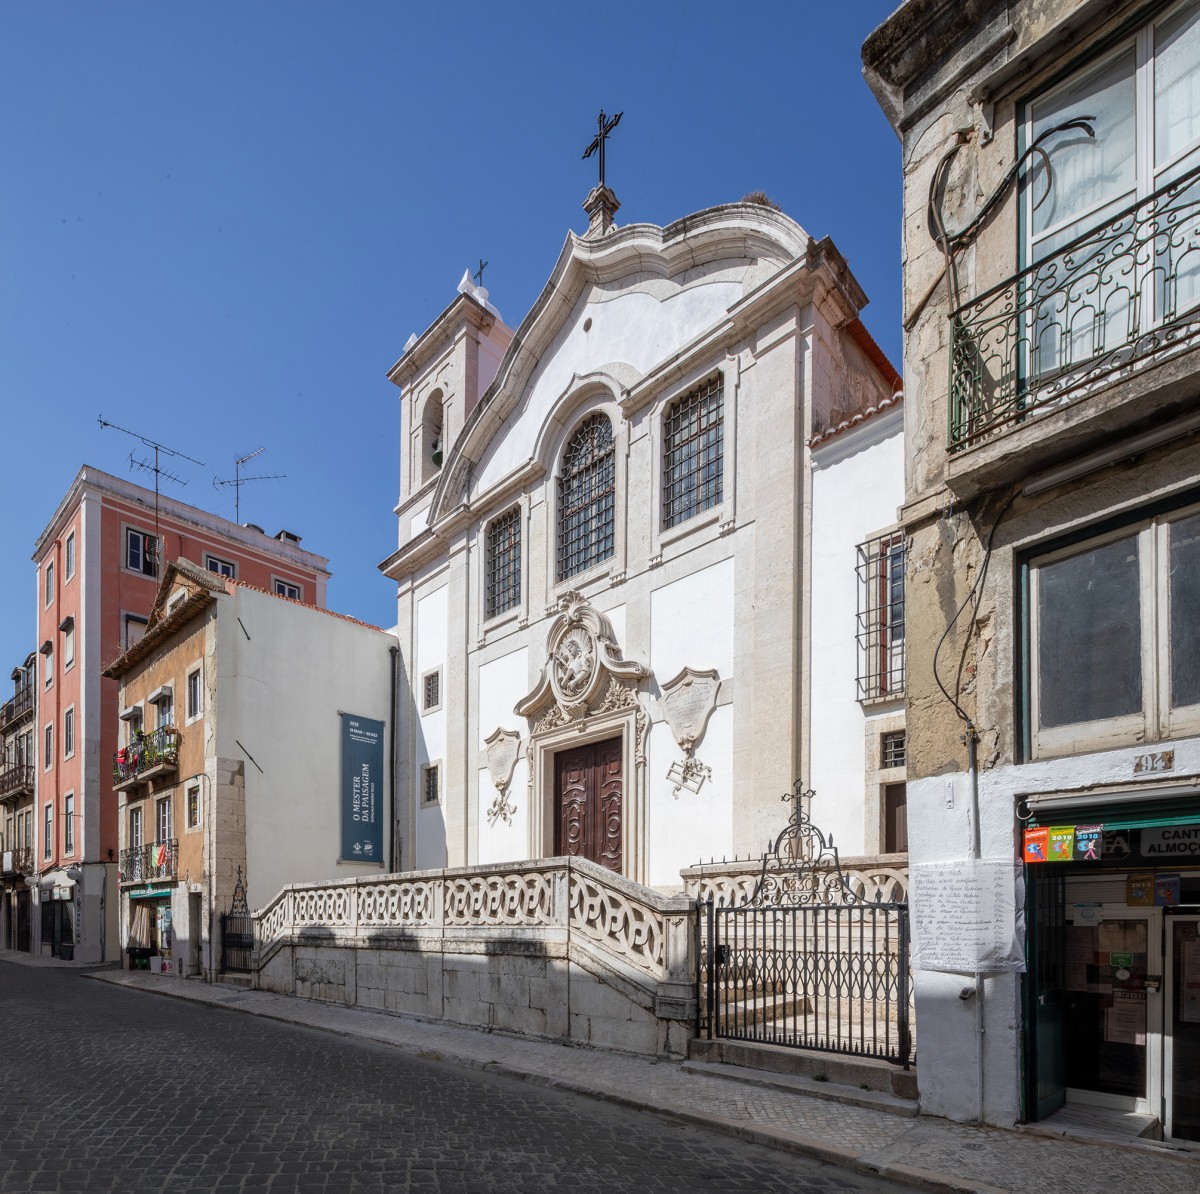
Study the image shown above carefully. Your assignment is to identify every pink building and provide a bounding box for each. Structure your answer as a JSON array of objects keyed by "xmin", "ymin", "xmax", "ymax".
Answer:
[{"xmin": 32, "ymin": 465, "xmax": 331, "ymax": 961}]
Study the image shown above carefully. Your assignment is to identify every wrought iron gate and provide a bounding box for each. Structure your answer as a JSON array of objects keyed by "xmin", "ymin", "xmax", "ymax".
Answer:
[
  {"xmin": 219, "ymin": 867, "xmax": 253, "ymax": 974},
  {"xmin": 699, "ymin": 785, "xmax": 914, "ymax": 1068}
]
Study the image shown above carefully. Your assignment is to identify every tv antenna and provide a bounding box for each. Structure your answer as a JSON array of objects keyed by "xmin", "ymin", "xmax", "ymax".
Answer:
[
  {"xmin": 98, "ymin": 416, "xmax": 205, "ymax": 564},
  {"xmin": 213, "ymin": 447, "xmax": 285, "ymax": 523}
]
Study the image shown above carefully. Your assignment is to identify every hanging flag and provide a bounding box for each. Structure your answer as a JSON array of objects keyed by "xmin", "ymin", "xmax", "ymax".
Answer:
[{"xmin": 155, "ymin": 842, "xmax": 166, "ymax": 870}]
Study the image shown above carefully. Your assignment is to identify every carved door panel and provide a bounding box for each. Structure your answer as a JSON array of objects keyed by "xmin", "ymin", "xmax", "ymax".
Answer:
[{"xmin": 554, "ymin": 735, "xmax": 623, "ymax": 873}]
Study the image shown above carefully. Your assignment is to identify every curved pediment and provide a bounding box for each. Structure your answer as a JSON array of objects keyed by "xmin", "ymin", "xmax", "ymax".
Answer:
[{"xmin": 427, "ymin": 202, "xmax": 812, "ymax": 523}]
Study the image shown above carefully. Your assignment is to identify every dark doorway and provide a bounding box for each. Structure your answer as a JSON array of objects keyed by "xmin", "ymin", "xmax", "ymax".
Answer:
[{"xmin": 555, "ymin": 736, "xmax": 623, "ymax": 873}]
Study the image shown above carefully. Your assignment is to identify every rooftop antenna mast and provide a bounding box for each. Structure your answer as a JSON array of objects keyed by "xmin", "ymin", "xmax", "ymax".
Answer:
[
  {"xmin": 98, "ymin": 416, "xmax": 205, "ymax": 569},
  {"xmin": 213, "ymin": 447, "xmax": 285, "ymax": 524}
]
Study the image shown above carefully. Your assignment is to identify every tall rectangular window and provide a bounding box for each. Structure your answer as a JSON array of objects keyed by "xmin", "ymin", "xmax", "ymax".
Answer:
[
  {"xmin": 63, "ymin": 708, "xmax": 74, "ymax": 759},
  {"xmin": 65, "ymin": 532, "xmax": 76, "ymax": 581},
  {"xmin": 485, "ymin": 508, "xmax": 521, "ymax": 618},
  {"xmin": 187, "ymin": 669, "xmax": 202, "ymax": 720},
  {"xmin": 64, "ymin": 794, "xmax": 75, "ymax": 855},
  {"xmin": 126, "ymin": 529, "xmax": 158, "ymax": 576},
  {"xmin": 662, "ymin": 375, "xmax": 724, "ymax": 529},
  {"xmin": 856, "ymin": 532, "xmax": 906, "ymax": 700},
  {"xmin": 422, "ymin": 763, "xmax": 440, "ymax": 805},
  {"xmin": 62, "ymin": 622, "xmax": 75, "ymax": 670},
  {"xmin": 186, "ymin": 784, "xmax": 201, "ymax": 830},
  {"xmin": 44, "ymin": 724, "xmax": 52, "ymax": 770},
  {"xmin": 129, "ymin": 806, "xmax": 143, "ymax": 849},
  {"xmin": 156, "ymin": 796, "xmax": 172, "ymax": 843},
  {"xmin": 44, "ymin": 561, "xmax": 54, "ymax": 607},
  {"xmin": 43, "ymin": 804, "xmax": 52, "ymax": 858}
]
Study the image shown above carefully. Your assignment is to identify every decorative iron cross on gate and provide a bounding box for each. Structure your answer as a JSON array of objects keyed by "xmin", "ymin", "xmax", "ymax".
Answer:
[{"xmin": 582, "ymin": 109, "xmax": 622, "ymax": 188}]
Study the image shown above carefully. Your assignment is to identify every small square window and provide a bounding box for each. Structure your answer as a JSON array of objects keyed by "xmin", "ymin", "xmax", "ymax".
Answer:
[
  {"xmin": 881, "ymin": 731, "xmax": 906, "ymax": 770},
  {"xmin": 422, "ymin": 763, "xmax": 441, "ymax": 805},
  {"xmin": 423, "ymin": 669, "xmax": 442, "ymax": 712},
  {"xmin": 125, "ymin": 614, "xmax": 149, "ymax": 649},
  {"xmin": 206, "ymin": 555, "xmax": 236, "ymax": 579},
  {"xmin": 274, "ymin": 579, "xmax": 301, "ymax": 600}
]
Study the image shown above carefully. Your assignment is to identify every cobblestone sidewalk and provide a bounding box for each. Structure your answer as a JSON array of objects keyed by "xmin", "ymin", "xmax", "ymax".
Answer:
[{"xmin": 83, "ymin": 967, "xmax": 1199, "ymax": 1194}]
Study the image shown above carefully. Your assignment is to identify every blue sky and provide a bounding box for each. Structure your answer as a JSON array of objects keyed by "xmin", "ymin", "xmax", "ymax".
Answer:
[{"xmin": 0, "ymin": 2, "xmax": 900, "ymax": 672}]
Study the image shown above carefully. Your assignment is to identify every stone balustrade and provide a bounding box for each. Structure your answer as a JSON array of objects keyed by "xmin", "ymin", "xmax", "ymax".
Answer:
[{"xmin": 248, "ymin": 857, "xmax": 697, "ymax": 1057}]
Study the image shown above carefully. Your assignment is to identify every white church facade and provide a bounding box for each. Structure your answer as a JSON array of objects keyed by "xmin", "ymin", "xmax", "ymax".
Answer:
[{"xmin": 381, "ymin": 198, "xmax": 906, "ymax": 891}]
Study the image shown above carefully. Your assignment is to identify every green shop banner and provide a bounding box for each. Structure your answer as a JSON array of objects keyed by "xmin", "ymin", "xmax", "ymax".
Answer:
[{"xmin": 341, "ymin": 713, "xmax": 384, "ymax": 863}]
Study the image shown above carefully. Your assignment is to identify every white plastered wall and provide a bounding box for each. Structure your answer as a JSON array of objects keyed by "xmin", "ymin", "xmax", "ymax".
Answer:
[
  {"xmin": 475, "ymin": 646, "xmax": 529, "ymax": 866},
  {"xmin": 807, "ymin": 409, "xmax": 904, "ymax": 854},
  {"xmin": 414, "ymin": 585, "xmax": 448, "ymax": 870},
  {"xmin": 648, "ymin": 559, "xmax": 735, "ymax": 886},
  {"xmin": 215, "ymin": 588, "xmax": 396, "ymax": 911}
]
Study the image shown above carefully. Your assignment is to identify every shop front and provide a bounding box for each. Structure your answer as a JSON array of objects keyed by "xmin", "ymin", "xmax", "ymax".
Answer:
[
  {"xmin": 125, "ymin": 888, "xmax": 175, "ymax": 974},
  {"xmin": 1022, "ymin": 794, "xmax": 1200, "ymax": 1143}
]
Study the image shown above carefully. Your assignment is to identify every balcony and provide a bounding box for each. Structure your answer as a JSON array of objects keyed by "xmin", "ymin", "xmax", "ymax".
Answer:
[
  {"xmin": 1, "ymin": 845, "xmax": 32, "ymax": 876},
  {"xmin": 112, "ymin": 726, "xmax": 180, "ymax": 791},
  {"xmin": 118, "ymin": 839, "xmax": 178, "ymax": 887},
  {"xmin": 0, "ymin": 763, "xmax": 34, "ymax": 803},
  {"xmin": 949, "ymin": 163, "xmax": 1200, "ymax": 465},
  {"xmin": 0, "ymin": 686, "xmax": 33, "ymax": 729}
]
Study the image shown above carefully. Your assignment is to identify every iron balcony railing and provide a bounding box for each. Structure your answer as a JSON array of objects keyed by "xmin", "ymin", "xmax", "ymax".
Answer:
[
  {"xmin": 0, "ymin": 686, "xmax": 33, "ymax": 728},
  {"xmin": 1, "ymin": 845, "xmax": 33, "ymax": 876},
  {"xmin": 119, "ymin": 838, "xmax": 178, "ymax": 886},
  {"xmin": 112, "ymin": 726, "xmax": 179, "ymax": 785},
  {"xmin": 0, "ymin": 763, "xmax": 35, "ymax": 800},
  {"xmin": 949, "ymin": 161, "xmax": 1200, "ymax": 448}
]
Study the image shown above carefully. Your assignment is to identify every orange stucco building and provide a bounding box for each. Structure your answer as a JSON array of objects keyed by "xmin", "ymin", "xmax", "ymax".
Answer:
[{"xmin": 32, "ymin": 465, "xmax": 331, "ymax": 961}]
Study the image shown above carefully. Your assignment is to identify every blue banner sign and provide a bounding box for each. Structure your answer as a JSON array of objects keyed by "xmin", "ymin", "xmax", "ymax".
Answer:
[{"xmin": 341, "ymin": 713, "xmax": 384, "ymax": 863}]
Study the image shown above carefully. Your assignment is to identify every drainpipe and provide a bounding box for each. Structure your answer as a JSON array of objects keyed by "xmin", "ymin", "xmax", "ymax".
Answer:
[
  {"xmin": 388, "ymin": 645, "xmax": 399, "ymax": 874},
  {"xmin": 964, "ymin": 720, "xmax": 986, "ymax": 1126}
]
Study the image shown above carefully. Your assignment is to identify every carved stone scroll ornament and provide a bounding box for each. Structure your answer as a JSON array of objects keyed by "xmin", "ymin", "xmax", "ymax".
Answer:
[
  {"xmin": 515, "ymin": 591, "xmax": 648, "ymax": 724},
  {"xmin": 660, "ymin": 667, "xmax": 719, "ymax": 798},
  {"xmin": 484, "ymin": 727, "xmax": 522, "ymax": 827}
]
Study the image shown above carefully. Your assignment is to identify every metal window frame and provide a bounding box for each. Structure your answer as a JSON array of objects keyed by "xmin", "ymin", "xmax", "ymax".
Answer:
[
  {"xmin": 422, "ymin": 668, "xmax": 441, "ymax": 712},
  {"xmin": 422, "ymin": 761, "xmax": 441, "ymax": 805},
  {"xmin": 485, "ymin": 506, "xmax": 522, "ymax": 619},
  {"xmin": 662, "ymin": 375, "xmax": 724, "ymax": 529},
  {"xmin": 881, "ymin": 729, "xmax": 907, "ymax": 769},
  {"xmin": 856, "ymin": 532, "xmax": 907, "ymax": 700},
  {"xmin": 557, "ymin": 414, "xmax": 615, "ymax": 581}
]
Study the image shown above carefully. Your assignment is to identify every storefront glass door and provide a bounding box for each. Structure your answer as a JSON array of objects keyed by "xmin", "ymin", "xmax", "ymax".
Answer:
[
  {"xmin": 1064, "ymin": 908, "xmax": 1162, "ymax": 1113},
  {"xmin": 1166, "ymin": 917, "xmax": 1200, "ymax": 1142}
]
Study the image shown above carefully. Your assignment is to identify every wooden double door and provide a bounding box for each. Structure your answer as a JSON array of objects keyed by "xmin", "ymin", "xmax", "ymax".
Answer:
[{"xmin": 555, "ymin": 736, "xmax": 623, "ymax": 873}]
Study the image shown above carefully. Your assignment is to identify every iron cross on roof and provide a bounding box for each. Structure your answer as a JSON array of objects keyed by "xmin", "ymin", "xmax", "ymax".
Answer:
[
  {"xmin": 582, "ymin": 109, "xmax": 622, "ymax": 189},
  {"xmin": 474, "ymin": 258, "xmax": 488, "ymax": 286}
]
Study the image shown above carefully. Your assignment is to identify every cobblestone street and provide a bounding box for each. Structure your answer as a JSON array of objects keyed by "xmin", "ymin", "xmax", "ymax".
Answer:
[{"xmin": 0, "ymin": 962, "xmax": 905, "ymax": 1193}]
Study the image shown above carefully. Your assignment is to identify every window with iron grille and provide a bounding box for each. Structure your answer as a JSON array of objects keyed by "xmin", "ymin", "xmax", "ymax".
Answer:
[
  {"xmin": 422, "ymin": 762, "xmax": 440, "ymax": 805},
  {"xmin": 557, "ymin": 414, "xmax": 615, "ymax": 580},
  {"xmin": 881, "ymin": 730, "xmax": 907, "ymax": 769},
  {"xmin": 485, "ymin": 507, "xmax": 521, "ymax": 618},
  {"xmin": 423, "ymin": 669, "xmax": 441, "ymax": 712},
  {"xmin": 662, "ymin": 375, "xmax": 724, "ymax": 529},
  {"xmin": 856, "ymin": 532, "xmax": 906, "ymax": 700}
]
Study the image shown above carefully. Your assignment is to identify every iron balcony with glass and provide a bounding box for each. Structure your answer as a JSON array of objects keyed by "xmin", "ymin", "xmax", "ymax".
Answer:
[
  {"xmin": 950, "ymin": 161, "xmax": 1200, "ymax": 456},
  {"xmin": 1, "ymin": 845, "xmax": 33, "ymax": 877},
  {"xmin": 0, "ymin": 685, "xmax": 33, "ymax": 730},
  {"xmin": 0, "ymin": 762, "xmax": 34, "ymax": 803},
  {"xmin": 112, "ymin": 726, "xmax": 180, "ymax": 791},
  {"xmin": 118, "ymin": 839, "xmax": 178, "ymax": 886}
]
